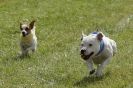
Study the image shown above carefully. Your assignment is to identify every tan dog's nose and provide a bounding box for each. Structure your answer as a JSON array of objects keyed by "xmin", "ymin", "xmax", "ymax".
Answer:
[{"xmin": 22, "ymin": 32, "xmax": 26, "ymax": 36}]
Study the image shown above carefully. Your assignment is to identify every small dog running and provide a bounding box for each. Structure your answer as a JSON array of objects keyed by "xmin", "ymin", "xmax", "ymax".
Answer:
[
  {"xmin": 80, "ymin": 31, "xmax": 117, "ymax": 77},
  {"xmin": 20, "ymin": 20, "xmax": 37, "ymax": 56}
]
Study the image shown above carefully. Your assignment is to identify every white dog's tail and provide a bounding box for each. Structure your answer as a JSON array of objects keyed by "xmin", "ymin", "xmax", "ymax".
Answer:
[{"xmin": 111, "ymin": 40, "xmax": 117, "ymax": 55}]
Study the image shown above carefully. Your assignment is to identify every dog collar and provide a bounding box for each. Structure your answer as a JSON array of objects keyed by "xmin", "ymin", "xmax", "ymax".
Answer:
[
  {"xmin": 91, "ymin": 32, "xmax": 105, "ymax": 56},
  {"xmin": 96, "ymin": 40, "xmax": 104, "ymax": 56},
  {"xmin": 92, "ymin": 32, "xmax": 98, "ymax": 34}
]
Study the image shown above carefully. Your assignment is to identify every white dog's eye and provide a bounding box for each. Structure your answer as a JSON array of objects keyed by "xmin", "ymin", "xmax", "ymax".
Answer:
[
  {"xmin": 81, "ymin": 44, "xmax": 84, "ymax": 46},
  {"xmin": 89, "ymin": 44, "xmax": 92, "ymax": 47}
]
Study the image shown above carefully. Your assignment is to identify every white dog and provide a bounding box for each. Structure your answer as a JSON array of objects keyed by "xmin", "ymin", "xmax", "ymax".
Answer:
[
  {"xmin": 80, "ymin": 31, "xmax": 117, "ymax": 77},
  {"xmin": 20, "ymin": 20, "xmax": 37, "ymax": 56}
]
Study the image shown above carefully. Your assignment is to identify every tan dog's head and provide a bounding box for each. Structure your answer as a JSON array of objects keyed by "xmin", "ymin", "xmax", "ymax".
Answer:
[
  {"xmin": 80, "ymin": 32, "xmax": 104, "ymax": 60},
  {"xmin": 20, "ymin": 20, "xmax": 35, "ymax": 37}
]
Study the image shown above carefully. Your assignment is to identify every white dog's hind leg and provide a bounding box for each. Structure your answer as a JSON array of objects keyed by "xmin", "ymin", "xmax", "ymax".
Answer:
[
  {"xmin": 95, "ymin": 57, "xmax": 112, "ymax": 77},
  {"xmin": 86, "ymin": 58, "xmax": 95, "ymax": 75}
]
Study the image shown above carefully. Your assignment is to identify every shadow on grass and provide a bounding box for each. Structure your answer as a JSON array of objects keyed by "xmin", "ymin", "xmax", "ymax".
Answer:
[
  {"xmin": 2, "ymin": 53, "xmax": 32, "ymax": 61},
  {"xmin": 74, "ymin": 72, "xmax": 111, "ymax": 87},
  {"xmin": 0, "ymin": 55, "xmax": 29, "ymax": 67},
  {"xmin": 12, "ymin": 54, "xmax": 31, "ymax": 60}
]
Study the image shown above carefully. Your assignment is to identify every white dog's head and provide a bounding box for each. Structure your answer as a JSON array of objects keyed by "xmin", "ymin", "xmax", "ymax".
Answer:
[{"xmin": 80, "ymin": 32, "xmax": 104, "ymax": 60}]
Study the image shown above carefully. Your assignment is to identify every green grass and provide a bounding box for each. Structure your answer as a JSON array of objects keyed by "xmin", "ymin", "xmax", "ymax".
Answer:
[{"xmin": 0, "ymin": 0, "xmax": 133, "ymax": 88}]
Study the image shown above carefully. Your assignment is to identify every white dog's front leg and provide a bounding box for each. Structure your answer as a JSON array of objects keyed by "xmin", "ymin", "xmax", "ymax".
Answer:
[
  {"xmin": 86, "ymin": 58, "xmax": 95, "ymax": 75},
  {"xmin": 95, "ymin": 57, "xmax": 112, "ymax": 77}
]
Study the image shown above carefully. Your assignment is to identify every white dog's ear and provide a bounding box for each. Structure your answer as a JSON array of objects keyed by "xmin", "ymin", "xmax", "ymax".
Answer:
[
  {"xmin": 82, "ymin": 31, "xmax": 87, "ymax": 37},
  {"xmin": 81, "ymin": 32, "xmax": 87, "ymax": 40},
  {"xmin": 96, "ymin": 28, "xmax": 99, "ymax": 32},
  {"xmin": 97, "ymin": 32, "xmax": 103, "ymax": 41}
]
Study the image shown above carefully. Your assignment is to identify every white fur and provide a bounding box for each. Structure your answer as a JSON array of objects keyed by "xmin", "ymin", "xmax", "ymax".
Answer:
[{"xmin": 80, "ymin": 32, "xmax": 117, "ymax": 77}]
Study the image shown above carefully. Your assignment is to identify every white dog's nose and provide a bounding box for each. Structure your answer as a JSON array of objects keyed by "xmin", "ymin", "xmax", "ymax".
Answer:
[{"xmin": 81, "ymin": 50, "xmax": 86, "ymax": 55}]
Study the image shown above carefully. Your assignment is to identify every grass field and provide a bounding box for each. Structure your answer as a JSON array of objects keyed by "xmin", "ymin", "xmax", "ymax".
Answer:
[{"xmin": 0, "ymin": 0, "xmax": 133, "ymax": 88}]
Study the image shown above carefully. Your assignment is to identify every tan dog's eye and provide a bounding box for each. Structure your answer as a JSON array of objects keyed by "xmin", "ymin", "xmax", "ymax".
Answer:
[
  {"xmin": 25, "ymin": 27, "xmax": 29, "ymax": 31},
  {"xmin": 89, "ymin": 44, "xmax": 92, "ymax": 47}
]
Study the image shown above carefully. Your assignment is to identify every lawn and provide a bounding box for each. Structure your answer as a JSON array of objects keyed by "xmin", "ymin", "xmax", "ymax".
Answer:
[{"xmin": 0, "ymin": 0, "xmax": 133, "ymax": 88}]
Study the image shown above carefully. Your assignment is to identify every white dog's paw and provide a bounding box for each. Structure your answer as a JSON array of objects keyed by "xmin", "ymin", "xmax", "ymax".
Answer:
[
  {"xmin": 89, "ymin": 69, "xmax": 95, "ymax": 75},
  {"xmin": 95, "ymin": 71, "xmax": 103, "ymax": 77}
]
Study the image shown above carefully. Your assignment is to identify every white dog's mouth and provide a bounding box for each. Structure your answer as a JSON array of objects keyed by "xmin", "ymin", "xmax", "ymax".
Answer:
[{"xmin": 80, "ymin": 52, "xmax": 94, "ymax": 60}]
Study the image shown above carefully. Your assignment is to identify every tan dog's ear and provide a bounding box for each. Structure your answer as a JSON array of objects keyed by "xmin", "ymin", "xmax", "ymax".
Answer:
[
  {"xmin": 20, "ymin": 22, "xmax": 22, "ymax": 30},
  {"xmin": 97, "ymin": 32, "xmax": 103, "ymax": 41},
  {"xmin": 29, "ymin": 20, "xmax": 36, "ymax": 29}
]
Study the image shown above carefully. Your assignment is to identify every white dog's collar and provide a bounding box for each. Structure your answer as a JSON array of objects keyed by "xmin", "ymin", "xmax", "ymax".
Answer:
[
  {"xmin": 96, "ymin": 40, "xmax": 104, "ymax": 56},
  {"xmin": 91, "ymin": 32, "xmax": 105, "ymax": 56}
]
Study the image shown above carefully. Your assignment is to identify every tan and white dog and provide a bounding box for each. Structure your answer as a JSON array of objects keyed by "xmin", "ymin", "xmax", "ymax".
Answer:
[
  {"xmin": 80, "ymin": 32, "xmax": 117, "ymax": 77},
  {"xmin": 20, "ymin": 20, "xmax": 37, "ymax": 56}
]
